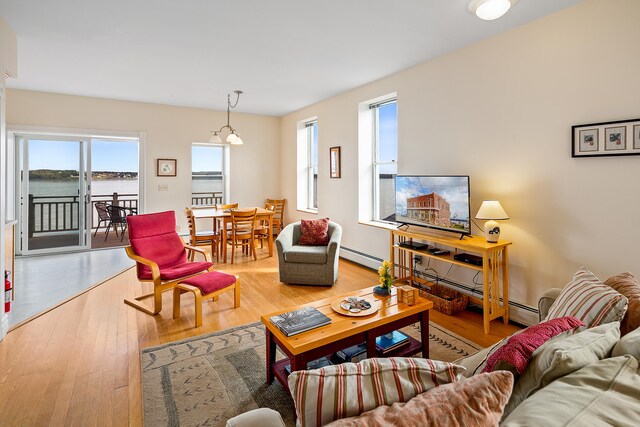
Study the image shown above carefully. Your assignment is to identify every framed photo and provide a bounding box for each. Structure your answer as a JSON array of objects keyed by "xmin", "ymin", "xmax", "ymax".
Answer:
[
  {"xmin": 578, "ymin": 129, "xmax": 598, "ymax": 152},
  {"xmin": 157, "ymin": 158, "xmax": 177, "ymax": 177},
  {"xmin": 329, "ymin": 146, "xmax": 341, "ymax": 178},
  {"xmin": 604, "ymin": 126, "xmax": 626, "ymax": 151},
  {"xmin": 572, "ymin": 118, "xmax": 640, "ymax": 158}
]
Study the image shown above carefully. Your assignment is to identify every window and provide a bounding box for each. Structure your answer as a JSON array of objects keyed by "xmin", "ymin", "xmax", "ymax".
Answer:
[
  {"xmin": 371, "ymin": 99, "xmax": 397, "ymax": 222},
  {"xmin": 191, "ymin": 144, "xmax": 225, "ymax": 206},
  {"xmin": 297, "ymin": 118, "xmax": 318, "ymax": 212},
  {"xmin": 307, "ymin": 121, "xmax": 319, "ymax": 210}
]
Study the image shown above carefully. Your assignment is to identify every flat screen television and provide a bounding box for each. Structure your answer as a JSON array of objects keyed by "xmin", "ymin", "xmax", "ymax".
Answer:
[{"xmin": 395, "ymin": 175, "xmax": 471, "ymax": 236}]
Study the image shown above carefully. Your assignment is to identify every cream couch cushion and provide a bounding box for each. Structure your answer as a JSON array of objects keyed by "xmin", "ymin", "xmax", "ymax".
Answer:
[
  {"xmin": 612, "ymin": 325, "xmax": 640, "ymax": 359},
  {"xmin": 503, "ymin": 322, "xmax": 620, "ymax": 417},
  {"xmin": 502, "ymin": 355, "xmax": 640, "ymax": 427}
]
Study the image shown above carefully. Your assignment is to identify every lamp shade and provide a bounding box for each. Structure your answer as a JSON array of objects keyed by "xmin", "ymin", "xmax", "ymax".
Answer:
[
  {"xmin": 209, "ymin": 133, "xmax": 222, "ymax": 144},
  {"xmin": 231, "ymin": 135, "xmax": 243, "ymax": 145},
  {"xmin": 468, "ymin": 0, "xmax": 515, "ymax": 20},
  {"xmin": 475, "ymin": 201, "xmax": 509, "ymax": 220},
  {"xmin": 226, "ymin": 133, "xmax": 238, "ymax": 144}
]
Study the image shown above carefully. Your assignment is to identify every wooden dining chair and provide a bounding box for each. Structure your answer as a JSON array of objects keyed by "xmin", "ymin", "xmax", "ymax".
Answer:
[
  {"xmin": 227, "ymin": 208, "xmax": 257, "ymax": 264},
  {"xmin": 255, "ymin": 204, "xmax": 275, "ymax": 249},
  {"xmin": 266, "ymin": 198, "xmax": 286, "ymax": 235},
  {"xmin": 184, "ymin": 207, "xmax": 220, "ymax": 262},
  {"xmin": 215, "ymin": 202, "xmax": 240, "ymax": 248}
]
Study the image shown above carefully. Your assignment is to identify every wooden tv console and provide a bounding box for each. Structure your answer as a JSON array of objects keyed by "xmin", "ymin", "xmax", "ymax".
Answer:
[{"xmin": 390, "ymin": 228, "xmax": 512, "ymax": 334}]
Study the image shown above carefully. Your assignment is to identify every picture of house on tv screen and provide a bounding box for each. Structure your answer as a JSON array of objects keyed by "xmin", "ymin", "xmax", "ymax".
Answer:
[{"xmin": 395, "ymin": 176, "xmax": 471, "ymax": 234}]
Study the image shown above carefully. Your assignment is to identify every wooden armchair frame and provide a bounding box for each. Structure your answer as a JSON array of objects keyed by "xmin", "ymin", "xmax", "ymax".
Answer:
[{"xmin": 124, "ymin": 243, "xmax": 213, "ymax": 315}]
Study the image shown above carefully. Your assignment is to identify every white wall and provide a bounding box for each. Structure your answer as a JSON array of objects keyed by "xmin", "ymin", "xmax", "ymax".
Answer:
[
  {"xmin": 280, "ymin": 0, "xmax": 640, "ymax": 308},
  {"xmin": 6, "ymin": 90, "xmax": 281, "ymax": 232},
  {"xmin": 0, "ymin": 16, "xmax": 17, "ymax": 338}
]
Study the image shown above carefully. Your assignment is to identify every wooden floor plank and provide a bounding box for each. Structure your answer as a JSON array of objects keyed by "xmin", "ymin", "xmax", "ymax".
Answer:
[{"xmin": 0, "ymin": 248, "xmax": 522, "ymax": 425}]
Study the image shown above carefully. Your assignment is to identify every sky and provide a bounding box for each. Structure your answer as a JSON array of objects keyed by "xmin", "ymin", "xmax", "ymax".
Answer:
[
  {"xmin": 28, "ymin": 139, "xmax": 138, "ymax": 172},
  {"xmin": 378, "ymin": 102, "xmax": 397, "ymax": 174},
  {"xmin": 192, "ymin": 145, "xmax": 222, "ymax": 172}
]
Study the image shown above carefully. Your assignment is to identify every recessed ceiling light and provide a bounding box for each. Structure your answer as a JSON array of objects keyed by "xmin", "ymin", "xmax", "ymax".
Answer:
[{"xmin": 468, "ymin": 0, "xmax": 519, "ymax": 21}]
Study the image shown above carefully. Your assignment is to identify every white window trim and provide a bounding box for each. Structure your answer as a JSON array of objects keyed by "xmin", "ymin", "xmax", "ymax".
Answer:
[
  {"xmin": 296, "ymin": 117, "xmax": 319, "ymax": 213},
  {"xmin": 191, "ymin": 142, "xmax": 227, "ymax": 204},
  {"xmin": 357, "ymin": 93, "xmax": 397, "ymax": 224}
]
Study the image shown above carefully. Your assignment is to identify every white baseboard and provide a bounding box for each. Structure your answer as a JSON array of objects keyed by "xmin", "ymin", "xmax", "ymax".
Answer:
[{"xmin": 340, "ymin": 245, "xmax": 539, "ymax": 327}]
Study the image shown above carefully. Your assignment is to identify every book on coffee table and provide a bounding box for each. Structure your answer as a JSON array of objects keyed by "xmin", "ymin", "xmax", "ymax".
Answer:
[
  {"xmin": 270, "ymin": 306, "xmax": 331, "ymax": 337},
  {"xmin": 333, "ymin": 343, "xmax": 368, "ymax": 363},
  {"xmin": 376, "ymin": 330, "xmax": 410, "ymax": 355}
]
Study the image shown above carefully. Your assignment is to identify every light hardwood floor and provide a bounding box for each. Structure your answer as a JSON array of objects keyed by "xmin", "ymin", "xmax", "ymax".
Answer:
[{"xmin": 0, "ymin": 249, "xmax": 521, "ymax": 425}]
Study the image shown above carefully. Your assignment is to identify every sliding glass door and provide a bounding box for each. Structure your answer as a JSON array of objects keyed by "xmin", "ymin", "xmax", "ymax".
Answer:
[{"xmin": 20, "ymin": 136, "xmax": 90, "ymax": 254}]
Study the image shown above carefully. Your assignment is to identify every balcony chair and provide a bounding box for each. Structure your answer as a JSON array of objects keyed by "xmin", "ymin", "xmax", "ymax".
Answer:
[
  {"xmin": 93, "ymin": 201, "xmax": 111, "ymax": 237},
  {"xmin": 185, "ymin": 207, "xmax": 220, "ymax": 262},
  {"xmin": 105, "ymin": 204, "xmax": 130, "ymax": 242},
  {"xmin": 124, "ymin": 210, "xmax": 240, "ymax": 321},
  {"xmin": 275, "ymin": 221, "xmax": 342, "ymax": 286}
]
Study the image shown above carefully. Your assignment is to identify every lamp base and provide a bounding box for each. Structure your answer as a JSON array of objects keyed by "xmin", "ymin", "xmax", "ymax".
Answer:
[{"xmin": 484, "ymin": 220, "xmax": 501, "ymax": 243}]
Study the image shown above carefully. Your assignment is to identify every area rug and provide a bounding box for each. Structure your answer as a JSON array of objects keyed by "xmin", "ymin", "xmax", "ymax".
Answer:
[{"xmin": 141, "ymin": 321, "xmax": 480, "ymax": 427}]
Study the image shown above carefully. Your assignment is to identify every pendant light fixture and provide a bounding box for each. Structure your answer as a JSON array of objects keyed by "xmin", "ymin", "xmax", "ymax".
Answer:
[
  {"xmin": 468, "ymin": 0, "xmax": 518, "ymax": 21},
  {"xmin": 209, "ymin": 90, "xmax": 244, "ymax": 145}
]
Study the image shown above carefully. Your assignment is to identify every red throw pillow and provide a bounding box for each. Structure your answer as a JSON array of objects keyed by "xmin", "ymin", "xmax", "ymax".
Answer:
[
  {"xmin": 299, "ymin": 218, "xmax": 330, "ymax": 246},
  {"xmin": 482, "ymin": 316, "xmax": 584, "ymax": 376}
]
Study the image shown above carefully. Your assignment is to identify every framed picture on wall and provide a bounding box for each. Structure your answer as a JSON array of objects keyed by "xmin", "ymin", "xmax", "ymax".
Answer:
[
  {"xmin": 157, "ymin": 158, "xmax": 177, "ymax": 176},
  {"xmin": 330, "ymin": 146, "xmax": 341, "ymax": 178},
  {"xmin": 571, "ymin": 118, "xmax": 640, "ymax": 157},
  {"xmin": 604, "ymin": 126, "xmax": 626, "ymax": 151},
  {"xmin": 578, "ymin": 129, "xmax": 599, "ymax": 152}
]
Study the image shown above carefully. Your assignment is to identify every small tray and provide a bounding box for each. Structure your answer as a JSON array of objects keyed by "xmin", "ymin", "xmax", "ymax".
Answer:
[{"xmin": 331, "ymin": 297, "xmax": 379, "ymax": 317}]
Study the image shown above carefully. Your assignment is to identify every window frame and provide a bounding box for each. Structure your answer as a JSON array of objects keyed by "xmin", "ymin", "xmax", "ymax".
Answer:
[
  {"xmin": 191, "ymin": 142, "xmax": 227, "ymax": 205},
  {"xmin": 371, "ymin": 98, "xmax": 398, "ymax": 223},
  {"xmin": 306, "ymin": 120, "xmax": 318, "ymax": 211}
]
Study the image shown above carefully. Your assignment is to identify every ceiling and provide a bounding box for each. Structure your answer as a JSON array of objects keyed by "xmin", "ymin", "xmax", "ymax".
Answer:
[{"xmin": 0, "ymin": 0, "xmax": 583, "ymax": 116}]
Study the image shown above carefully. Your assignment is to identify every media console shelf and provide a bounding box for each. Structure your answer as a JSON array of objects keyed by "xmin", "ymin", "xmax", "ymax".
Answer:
[{"xmin": 390, "ymin": 228, "xmax": 512, "ymax": 334}]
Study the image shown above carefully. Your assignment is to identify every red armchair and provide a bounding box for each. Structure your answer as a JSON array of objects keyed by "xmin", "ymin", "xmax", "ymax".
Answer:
[{"xmin": 124, "ymin": 210, "xmax": 213, "ymax": 315}]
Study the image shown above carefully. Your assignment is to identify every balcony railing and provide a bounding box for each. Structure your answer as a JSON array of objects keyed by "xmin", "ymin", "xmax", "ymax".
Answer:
[
  {"xmin": 192, "ymin": 192, "xmax": 223, "ymax": 206},
  {"xmin": 28, "ymin": 191, "xmax": 223, "ymax": 237}
]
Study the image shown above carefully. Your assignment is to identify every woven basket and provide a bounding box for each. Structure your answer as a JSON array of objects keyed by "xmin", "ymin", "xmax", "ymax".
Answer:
[{"xmin": 420, "ymin": 284, "xmax": 468, "ymax": 315}]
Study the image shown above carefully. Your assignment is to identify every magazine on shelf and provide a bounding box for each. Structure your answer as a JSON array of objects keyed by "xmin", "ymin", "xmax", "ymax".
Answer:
[
  {"xmin": 269, "ymin": 306, "xmax": 331, "ymax": 337},
  {"xmin": 284, "ymin": 356, "xmax": 333, "ymax": 375},
  {"xmin": 376, "ymin": 330, "xmax": 410, "ymax": 355}
]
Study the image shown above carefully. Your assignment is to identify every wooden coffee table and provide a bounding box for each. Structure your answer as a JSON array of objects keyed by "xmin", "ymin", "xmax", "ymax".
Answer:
[{"xmin": 261, "ymin": 286, "xmax": 433, "ymax": 391}]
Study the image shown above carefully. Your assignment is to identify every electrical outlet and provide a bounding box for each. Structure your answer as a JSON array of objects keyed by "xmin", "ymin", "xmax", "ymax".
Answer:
[
  {"xmin": 414, "ymin": 255, "xmax": 422, "ymax": 265},
  {"xmin": 158, "ymin": 184, "xmax": 168, "ymax": 191}
]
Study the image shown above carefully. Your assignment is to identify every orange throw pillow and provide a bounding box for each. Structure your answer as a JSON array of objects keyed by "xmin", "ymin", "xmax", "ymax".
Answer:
[
  {"xmin": 299, "ymin": 218, "xmax": 330, "ymax": 246},
  {"xmin": 605, "ymin": 272, "xmax": 640, "ymax": 336}
]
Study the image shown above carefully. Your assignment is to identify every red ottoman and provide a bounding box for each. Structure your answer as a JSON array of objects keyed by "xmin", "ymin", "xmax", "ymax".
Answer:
[{"xmin": 173, "ymin": 271, "xmax": 240, "ymax": 327}]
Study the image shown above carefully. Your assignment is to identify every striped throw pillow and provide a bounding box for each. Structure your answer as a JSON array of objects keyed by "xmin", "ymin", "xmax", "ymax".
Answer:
[
  {"xmin": 287, "ymin": 357, "xmax": 465, "ymax": 427},
  {"xmin": 544, "ymin": 267, "xmax": 628, "ymax": 328}
]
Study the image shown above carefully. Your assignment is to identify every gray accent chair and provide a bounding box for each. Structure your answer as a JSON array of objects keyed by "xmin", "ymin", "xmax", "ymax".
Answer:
[{"xmin": 275, "ymin": 221, "xmax": 342, "ymax": 286}]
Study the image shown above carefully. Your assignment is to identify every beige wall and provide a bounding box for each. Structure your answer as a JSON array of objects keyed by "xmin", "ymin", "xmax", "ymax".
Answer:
[
  {"xmin": 6, "ymin": 90, "xmax": 281, "ymax": 231},
  {"xmin": 280, "ymin": 0, "xmax": 640, "ymax": 309},
  {"xmin": 1, "ymin": 16, "xmax": 17, "ymax": 335}
]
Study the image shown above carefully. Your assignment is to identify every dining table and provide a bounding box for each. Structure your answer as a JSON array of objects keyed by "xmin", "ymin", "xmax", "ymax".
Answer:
[{"xmin": 191, "ymin": 207, "xmax": 275, "ymax": 263}]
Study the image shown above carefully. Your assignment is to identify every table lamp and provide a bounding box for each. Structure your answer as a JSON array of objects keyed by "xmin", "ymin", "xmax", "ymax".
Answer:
[{"xmin": 475, "ymin": 201, "xmax": 509, "ymax": 243}]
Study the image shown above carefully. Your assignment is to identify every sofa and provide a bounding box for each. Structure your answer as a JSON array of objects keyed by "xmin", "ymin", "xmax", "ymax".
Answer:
[
  {"xmin": 227, "ymin": 266, "xmax": 640, "ymax": 426},
  {"xmin": 275, "ymin": 221, "xmax": 342, "ymax": 286}
]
